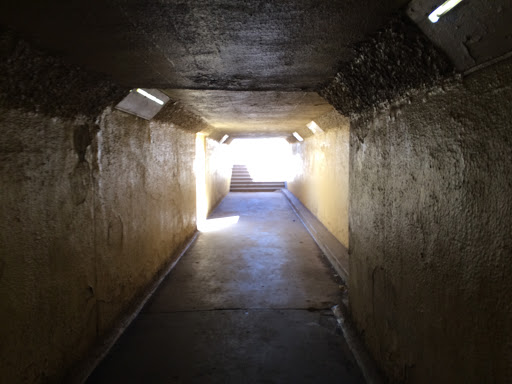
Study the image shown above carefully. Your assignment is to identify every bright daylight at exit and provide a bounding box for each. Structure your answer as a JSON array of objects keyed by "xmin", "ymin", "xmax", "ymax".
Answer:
[
  {"xmin": 229, "ymin": 137, "xmax": 299, "ymax": 182},
  {"xmin": 195, "ymin": 136, "xmax": 299, "ymax": 232}
]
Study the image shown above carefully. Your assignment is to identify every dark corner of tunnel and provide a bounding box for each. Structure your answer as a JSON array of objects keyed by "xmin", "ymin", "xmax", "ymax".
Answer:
[
  {"xmin": 0, "ymin": 25, "xmax": 128, "ymax": 120},
  {"xmin": 152, "ymin": 99, "xmax": 211, "ymax": 134},
  {"xmin": 317, "ymin": 11, "xmax": 457, "ymax": 117}
]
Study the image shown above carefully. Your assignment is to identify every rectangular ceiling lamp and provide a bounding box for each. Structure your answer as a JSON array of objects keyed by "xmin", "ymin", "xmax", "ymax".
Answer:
[
  {"xmin": 292, "ymin": 132, "xmax": 304, "ymax": 142},
  {"xmin": 115, "ymin": 88, "xmax": 170, "ymax": 120},
  {"xmin": 307, "ymin": 121, "xmax": 324, "ymax": 134},
  {"xmin": 428, "ymin": 0, "xmax": 464, "ymax": 23}
]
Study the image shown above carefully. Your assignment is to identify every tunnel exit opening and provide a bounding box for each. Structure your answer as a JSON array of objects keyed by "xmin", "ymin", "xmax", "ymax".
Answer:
[{"xmin": 229, "ymin": 138, "xmax": 298, "ymax": 182}]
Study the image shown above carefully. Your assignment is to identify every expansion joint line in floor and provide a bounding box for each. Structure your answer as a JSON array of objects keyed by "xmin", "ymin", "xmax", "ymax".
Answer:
[{"xmin": 143, "ymin": 306, "xmax": 339, "ymax": 314}]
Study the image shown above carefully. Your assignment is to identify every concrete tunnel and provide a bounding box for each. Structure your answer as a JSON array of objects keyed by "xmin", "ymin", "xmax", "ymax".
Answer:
[{"xmin": 0, "ymin": 0, "xmax": 511, "ymax": 383}]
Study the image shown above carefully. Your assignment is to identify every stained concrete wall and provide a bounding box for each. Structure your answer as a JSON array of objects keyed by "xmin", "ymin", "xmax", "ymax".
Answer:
[
  {"xmin": 288, "ymin": 110, "xmax": 350, "ymax": 247},
  {"xmin": 0, "ymin": 31, "xmax": 205, "ymax": 383},
  {"xmin": 349, "ymin": 57, "xmax": 512, "ymax": 383},
  {"xmin": 0, "ymin": 106, "xmax": 199, "ymax": 383}
]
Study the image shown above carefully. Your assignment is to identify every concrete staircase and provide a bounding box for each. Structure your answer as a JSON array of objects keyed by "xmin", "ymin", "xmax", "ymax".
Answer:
[{"xmin": 230, "ymin": 164, "xmax": 286, "ymax": 192}]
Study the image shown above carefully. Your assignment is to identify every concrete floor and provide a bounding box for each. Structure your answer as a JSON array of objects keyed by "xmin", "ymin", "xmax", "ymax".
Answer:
[{"xmin": 86, "ymin": 192, "xmax": 364, "ymax": 383}]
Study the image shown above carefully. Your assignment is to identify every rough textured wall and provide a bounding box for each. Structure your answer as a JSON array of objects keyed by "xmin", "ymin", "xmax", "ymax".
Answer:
[
  {"xmin": 93, "ymin": 109, "xmax": 197, "ymax": 335},
  {"xmin": 0, "ymin": 106, "xmax": 197, "ymax": 383},
  {"xmin": 0, "ymin": 30, "xmax": 199, "ymax": 383},
  {"xmin": 349, "ymin": 57, "xmax": 512, "ymax": 383},
  {"xmin": 320, "ymin": 15, "xmax": 453, "ymax": 116},
  {"xmin": 205, "ymin": 137, "xmax": 231, "ymax": 215},
  {"xmin": 0, "ymin": 27, "xmax": 126, "ymax": 118},
  {"xmin": 288, "ymin": 110, "xmax": 350, "ymax": 247},
  {"xmin": 154, "ymin": 100, "xmax": 212, "ymax": 133}
]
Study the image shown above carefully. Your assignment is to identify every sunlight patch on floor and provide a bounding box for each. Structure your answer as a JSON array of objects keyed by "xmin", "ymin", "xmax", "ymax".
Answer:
[{"xmin": 198, "ymin": 216, "xmax": 240, "ymax": 232}]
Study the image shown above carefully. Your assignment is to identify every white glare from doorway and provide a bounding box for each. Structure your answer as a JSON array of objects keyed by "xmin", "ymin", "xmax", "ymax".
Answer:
[
  {"xmin": 135, "ymin": 88, "xmax": 165, "ymax": 105},
  {"xmin": 428, "ymin": 0, "xmax": 464, "ymax": 23},
  {"xmin": 230, "ymin": 138, "xmax": 298, "ymax": 182}
]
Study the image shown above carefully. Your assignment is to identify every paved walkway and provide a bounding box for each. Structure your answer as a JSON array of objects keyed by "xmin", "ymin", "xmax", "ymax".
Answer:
[{"xmin": 87, "ymin": 192, "xmax": 364, "ymax": 383}]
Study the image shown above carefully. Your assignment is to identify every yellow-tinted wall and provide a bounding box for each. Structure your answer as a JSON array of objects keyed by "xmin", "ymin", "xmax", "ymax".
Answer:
[
  {"xmin": 195, "ymin": 135, "xmax": 231, "ymax": 225},
  {"xmin": 0, "ymin": 30, "xmax": 218, "ymax": 382},
  {"xmin": 0, "ymin": 106, "xmax": 200, "ymax": 383},
  {"xmin": 288, "ymin": 110, "xmax": 350, "ymax": 247},
  {"xmin": 205, "ymin": 137, "xmax": 232, "ymax": 215}
]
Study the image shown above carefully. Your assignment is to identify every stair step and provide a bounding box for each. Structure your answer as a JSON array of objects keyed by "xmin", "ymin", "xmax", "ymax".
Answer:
[
  {"xmin": 229, "ymin": 164, "xmax": 286, "ymax": 192},
  {"xmin": 230, "ymin": 188, "xmax": 283, "ymax": 192},
  {"xmin": 231, "ymin": 183, "xmax": 285, "ymax": 187}
]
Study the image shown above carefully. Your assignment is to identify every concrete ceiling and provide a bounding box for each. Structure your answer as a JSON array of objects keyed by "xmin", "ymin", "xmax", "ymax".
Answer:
[
  {"xmin": 162, "ymin": 90, "xmax": 333, "ymax": 137},
  {"xmin": 0, "ymin": 0, "xmax": 410, "ymax": 137},
  {"xmin": 0, "ymin": 0, "xmax": 409, "ymax": 90},
  {"xmin": 1, "ymin": 1, "xmax": 509, "ymax": 138}
]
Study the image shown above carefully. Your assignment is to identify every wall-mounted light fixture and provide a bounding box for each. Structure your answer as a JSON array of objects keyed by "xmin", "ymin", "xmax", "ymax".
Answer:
[
  {"xmin": 135, "ymin": 88, "xmax": 165, "ymax": 105},
  {"xmin": 428, "ymin": 0, "xmax": 464, "ymax": 23},
  {"xmin": 115, "ymin": 88, "xmax": 170, "ymax": 120},
  {"xmin": 220, "ymin": 134, "xmax": 229, "ymax": 144},
  {"xmin": 307, "ymin": 121, "xmax": 323, "ymax": 134},
  {"xmin": 292, "ymin": 132, "xmax": 304, "ymax": 142}
]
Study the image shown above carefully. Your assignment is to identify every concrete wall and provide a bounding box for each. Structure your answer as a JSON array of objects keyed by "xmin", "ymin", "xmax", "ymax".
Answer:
[
  {"xmin": 205, "ymin": 137, "xmax": 231, "ymax": 216},
  {"xmin": 288, "ymin": 110, "xmax": 350, "ymax": 247},
  {"xmin": 0, "ymin": 106, "xmax": 198, "ymax": 382},
  {"xmin": 0, "ymin": 31, "xmax": 206, "ymax": 383},
  {"xmin": 195, "ymin": 135, "xmax": 231, "ymax": 225},
  {"xmin": 349, "ymin": 57, "xmax": 512, "ymax": 383}
]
